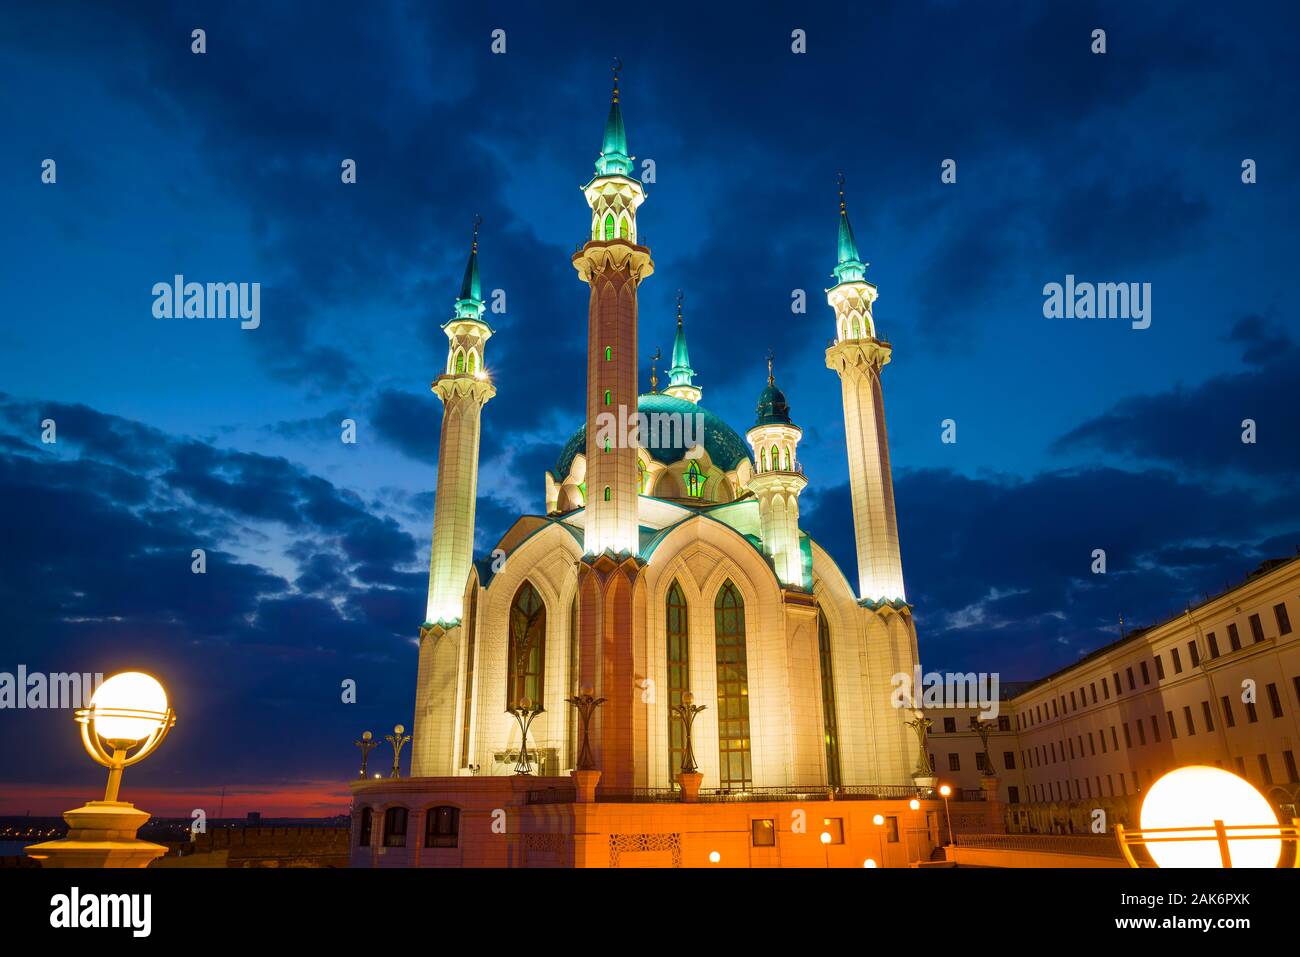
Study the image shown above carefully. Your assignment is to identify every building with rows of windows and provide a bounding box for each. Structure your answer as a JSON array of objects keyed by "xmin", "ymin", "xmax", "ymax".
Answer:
[{"xmin": 922, "ymin": 555, "xmax": 1300, "ymax": 837}]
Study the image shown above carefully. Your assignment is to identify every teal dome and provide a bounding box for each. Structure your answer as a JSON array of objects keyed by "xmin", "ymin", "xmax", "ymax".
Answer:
[
  {"xmin": 755, "ymin": 383, "xmax": 793, "ymax": 426},
  {"xmin": 553, "ymin": 393, "xmax": 752, "ymax": 478}
]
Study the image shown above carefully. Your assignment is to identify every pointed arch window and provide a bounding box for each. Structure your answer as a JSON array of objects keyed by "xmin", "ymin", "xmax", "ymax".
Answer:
[
  {"xmin": 817, "ymin": 609, "xmax": 842, "ymax": 788},
  {"xmin": 455, "ymin": 350, "xmax": 466, "ymax": 374},
  {"xmin": 686, "ymin": 461, "xmax": 703, "ymax": 498},
  {"xmin": 603, "ymin": 486, "xmax": 611, "ymax": 502},
  {"xmin": 604, "ymin": 437, "xmax": 611, "ymax": 453},
  {"xmin": 604, "ymin": 389, "xmax": 612, "ymax": 406},
  {"xmin": 715, "ymin": 580, "xmax": 752, "ymax": 789},
  {"xmin": 604, "ymin": 345, "xmax": 612, "ymax": 361},
  {"xmin": 506, "ymin": 582, "xmax": 546, "ymax": 709},
  {"xmin": 603, "ymin": 213, "xmax": 616, "ymax": 240},
  {"xmin": 459, "ymin": 587, "xmax": 477, "ymax": 768},
  {"xmin": 619, "ymin": 216, "xmax": 630, "ymax": 240},
  {"xmin": 666, "ymin": 581, "xmax": 690, "ymax": 787},
  {"xmin": 567, "ymin": 594, "xmax": 578, "ymax": 768},
  {"xmin": 781, "ymin": 448, "xmax": 789, "ymax": 471},
  {"xmin": 467, "ymin": 350, "xmax": 477, "ymax": 375}
]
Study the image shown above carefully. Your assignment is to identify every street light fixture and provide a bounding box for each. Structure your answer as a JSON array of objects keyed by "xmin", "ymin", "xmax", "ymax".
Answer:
[
  {"xmin": 938, "ymin": 783, "xmax": 955, "ymax": 846},
  {"xmin": 26, "ymin": 671, "xmax": 176, "ymax": 868},
  {"xmin": 355, "ymin": 730, "xmax": 379, "ymax": 779},
  {"xmin": 385, "ymin": 724, "xmax": 411, "ymax": 778},
  {"xmin": 872, "ymin": 812, "xmax": 887, "ymax": 868},
  {"xmin": 1116, "ymin": 765, "xmax": 1300, "ymax": 868},
  {"xmin": 507, "ymin": 697, "xmax": 544, "ymax": 775}
]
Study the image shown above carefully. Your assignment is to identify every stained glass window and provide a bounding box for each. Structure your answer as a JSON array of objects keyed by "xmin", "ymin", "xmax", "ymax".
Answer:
[
  {"xmin": 715, "ymin": 581, "xmax": 752, "ymax": 789},
  {"xmin": 506, "ymin": 582, "xmax": 545, "ymax": 709}
]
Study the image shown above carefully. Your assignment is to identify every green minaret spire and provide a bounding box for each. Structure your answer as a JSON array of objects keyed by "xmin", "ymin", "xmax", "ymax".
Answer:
[
  {"xmin": 594, "ymin": 59, "xmax": 633, "ymax": 177},
  {"xmin": 832, "ymin": 173, "xmax": 867, "ymax": 285},
  {"xmin": 453, "ymin": 216, "xmax": 486, "ymax": 321},
  {"xmin": 668, "ymin": 290, "xmax": 695, "ymax": 388}
]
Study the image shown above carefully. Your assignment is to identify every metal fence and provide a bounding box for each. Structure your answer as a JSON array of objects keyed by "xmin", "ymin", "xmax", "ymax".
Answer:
[
  {"xmin": 952, "ymin": 832, "xmax": 1124, "ymax": 859},
  {"xmin": 526, "ymin": 784, "xmax": 985, "ymax": 806}
]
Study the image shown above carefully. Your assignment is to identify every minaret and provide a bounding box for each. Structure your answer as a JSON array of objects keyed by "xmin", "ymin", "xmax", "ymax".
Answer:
[
  {"xmin": 572, "ymin": 62, "xmax": 653, "ymax": 556},
  {"xmin": 824, "ymin": 178, "xmax": 906, "ymax": 603},
  {"xmin": 424, "ymin": 219, "xmax": 496, "ymax": 624},
  {"xmin": 571, "ymin": 63, "xmax": 654, "ymax": 793},
  {"xmin": 745, "ymin": 355, "xmax": 807, "ymax": 586},
  {"xmin": 664, "ymin": 291, "xmax": 701, "ymax": 404}
]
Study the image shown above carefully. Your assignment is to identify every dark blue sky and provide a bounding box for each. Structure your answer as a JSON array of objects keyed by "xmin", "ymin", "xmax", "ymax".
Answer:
[{"xmin": 2, "ymin": 1, "xmax": 1298, "ymax": 812}]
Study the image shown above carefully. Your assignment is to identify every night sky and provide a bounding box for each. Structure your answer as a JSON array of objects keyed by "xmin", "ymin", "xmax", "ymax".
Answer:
[{"xmin": 2, "ymin": 2, "xmax": 1298, "ymax": 816}]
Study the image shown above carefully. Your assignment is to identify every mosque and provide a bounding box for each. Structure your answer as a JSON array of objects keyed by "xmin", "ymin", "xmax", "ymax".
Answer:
[{"xmin": 349, "ymin": 70, "xmax": 949, "ymax": 867}]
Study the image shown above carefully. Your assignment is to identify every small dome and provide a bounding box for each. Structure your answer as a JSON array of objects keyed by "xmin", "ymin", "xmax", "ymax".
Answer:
[{"xmin": 755, "ymin": 383, "xmax": 792, "ymax": 426}]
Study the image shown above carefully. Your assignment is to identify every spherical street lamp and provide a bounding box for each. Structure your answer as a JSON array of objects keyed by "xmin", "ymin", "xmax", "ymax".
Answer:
[
  {"xmin": 26, "ymin": 670, "xmax": 176, "ymax": 868},
  {"xmin": 1117, "ymin": 765, "xmax": 1294, "ymax": 868}
]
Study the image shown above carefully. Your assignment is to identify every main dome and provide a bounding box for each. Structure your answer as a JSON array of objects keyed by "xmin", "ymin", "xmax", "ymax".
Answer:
[{"xmin": 552, "ymin": 392, "xmax": 751, "ymax": 478}]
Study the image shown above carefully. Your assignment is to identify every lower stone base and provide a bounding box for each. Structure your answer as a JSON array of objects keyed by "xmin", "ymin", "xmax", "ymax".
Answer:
[
  {"xmin": 347, "ymin": 776, "xmax": 1000, "ymax": 868},
  {"xmin": 25, "ymin": 801, "xmax": 169, "ymax": 869}
]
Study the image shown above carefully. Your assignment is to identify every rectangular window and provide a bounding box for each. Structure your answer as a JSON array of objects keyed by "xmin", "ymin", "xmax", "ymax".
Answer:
[
  {"xmin": 1228, "ymin": 623, "xmax": 1242, "ymax": 651},
  {"xmin": 751, "ymin": 819, "xmax": 776, "ymax": 847},
  {"xmin": 821, "ymin": 817, "xmax": 844, "ymax": 844},
  {"xmin": 383, "ymin": 807, "xmax": 408, "ymax": 848},
  {"xmin": 1221, "ymin": 695, "xmax": 1236, "ymax": 728},
  {"xmin": 886, "ymin": 816, "xmax": 900, "ymax": 843},
  {"xmin": 1295, "ymin": 676, "xmax": 1300, "ymax": 710},
  {"xmin": 1276, "ymin": 603, "xmax": 1293, "ymax": 636},
  {"xmin": 1111, "ymin": 726, "xmax": 1119, "ymax": 751},
  {"xmin": 1100, "ymin": 731, "xmax": 1108, "ymax": 754},
  {"xmin": 1088, "ymin": 731, "xmax": 1096, "ymax": 755},
  {"xmin": 1202, "ymin": 700, "xmax": 1215, "ymax": 733},
  {"xmin": 943, "ymin": 716, "xmax": 956, "ymax": 733},
  {"xmin": 1107, "ymin": 773, "xmax": 1114, "ymax": 796},
  {"xmin": 998, "ymin": 715, "xmax": 1011, "ymax": 731},
  {"xmin": 1188, "ymin": 641, "xmax": 1200, "ymax": 667},
  {"xmin": 1171, "ymin": 648, "xmax": 1182, "ymax": 674},
  {"xmin": 1123, "ymin": 723, "xmax": 1132, "ymax": 748},
  {"xmin": 1249, "ymin": 613, "xmax": 1265, "ymax": 643},
  {"xmin": 1150, "ymin": 715, "xmax": 1161, "ymax": 743},
  {"xmin": 1167, "ymin": 710, "xmax": 1178, "ymax": 739},
  {"xmin": 1183, "ymin": 705, "xmax": 1195, "ymax": 736},
  {"xmin": 1235, "ymin": 756, "xmax": 1246, "ymax": 777},
  {"xmin": 1119, "ymin": 772, "xmax": 1127, "ymax": 795},
  {"xmin": 1008, "ymin": 786, "xmax": 1020, "ymax": 804},
  {"xmin": 1136, "ymin": 721, "xmax": 1146, "ymax": 746},
  {"xmin": 1154, "ymin": 655, "xmax": 1165, "ymax": 680},
  {"xmin": 1126, "ymin": 667, "xmax": 1136, "ymax": 691},
  {"xmin": 1268, "ymin": 683, "xmax": 1284, "ymax": 718},
  {"xmin": 425, "ymin": 806, "xmax": 460, "ymax": 848},
  {"xmin": 1053, "ymin": 699, "xmax": 1059, "ymax": 718},
  {"xmin": 948, "ymin": 753, "xmax": 960, "ymax": 771},
  {"xmin": 976, "ymin": 751, "xmax": 989, "ymax": 772},
  {"xmin": 1004, "ymin": 750, "xmax": 1016, "ymax": 770},
  {"xmin": 1258, "ymin": 754, "xmax": 1273, "ymax": 785},
  {"xmin": 1246, "ymin": 701, "xmax": 1258, "ymax": 723},
  {"xmin": 1140, "ymin": 661, "xmax": 1151, "ymax": 685},
  {"xmin": 1208, "ymin": 632, "xmax": 1220, "ymax": 658},
  {"xmin": 1091, "ymin": 682, "xmax": 1098, "ymax": 704},
  {"xmin": 1103, "ymin": 677, "xmax": 1111, "ymax": 699},
  {"xmin": 1070, "ymin": 690, "xmax": 1077, "ymax": 711},
  {"xmin": 1284, "ymin": 750, "xmax": 1299, "ymax": 784}
]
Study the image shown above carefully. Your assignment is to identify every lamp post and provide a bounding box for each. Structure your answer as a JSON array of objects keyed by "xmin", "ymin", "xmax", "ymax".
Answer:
[
  {"xmin": 872, "ymin": 813, "xmax": 888, "ymax": 868},
  {"xmin": 26, "ymin": 671, "xmax": 176, "ymax": 868},
  {"xmin": 669, "ymin": 690, "xmax": 707, "ymax": 801},
  {"xmin": 908, "ymin": 797, "xmax": 921, "ymax": 864},
  {"xmin": 565, "ymin": 686, "xmax": 604, "ymax": 800},
  {"xmin": 507, "ymin": 697, "xmax": 544, "ymax": 775},
  {"xmin": 355, "ymin": 730, "xmax": 379, "ymax": 779},
  {"xmin": 938, "ymin": 784, "xmax": 955, "ymax": 846},
  {"xmin": 565, "ymin": 687, "xmax": 606, "ymax": 771},
  {"xmin": 820, "ymin": 830, "xmax": 832, "ymax": 869},
  {"xmin": 385, "ymin": 724, "xmax": 411, "ymax": 778}
]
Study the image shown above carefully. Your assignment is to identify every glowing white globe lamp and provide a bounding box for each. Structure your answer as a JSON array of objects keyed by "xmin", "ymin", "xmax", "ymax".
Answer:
[{"xmin": 1116, "ymin": 765, "xmax": 1297, "ymax": 868}]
